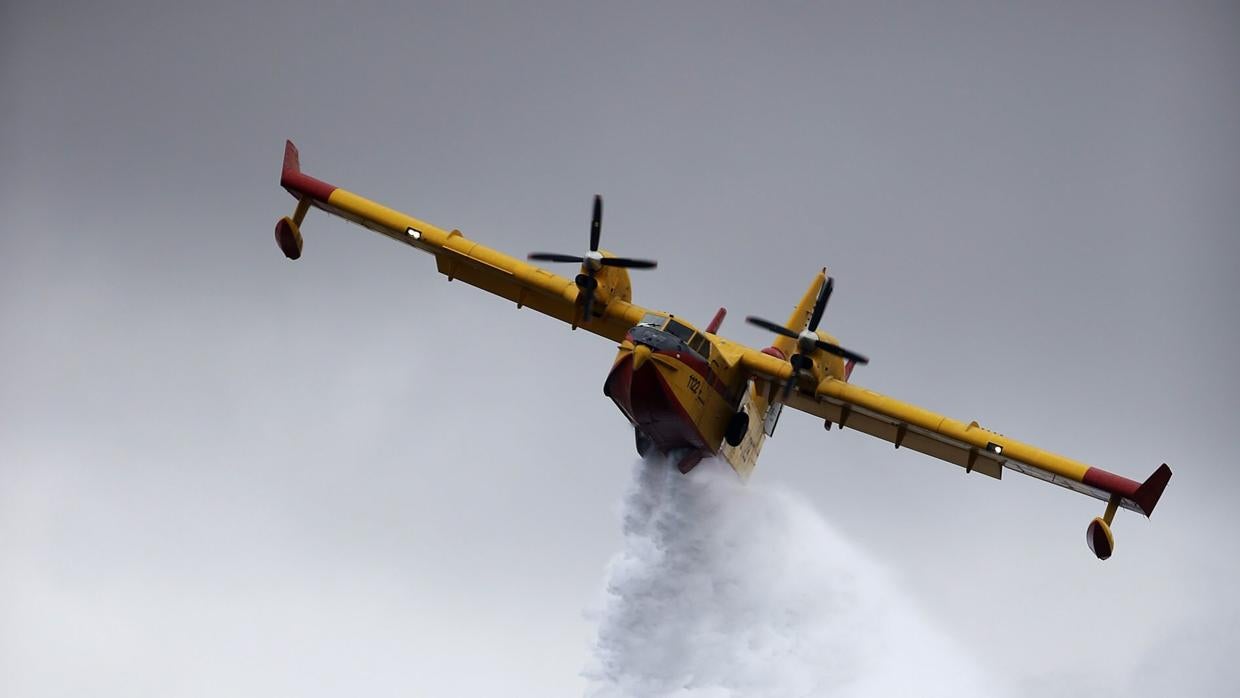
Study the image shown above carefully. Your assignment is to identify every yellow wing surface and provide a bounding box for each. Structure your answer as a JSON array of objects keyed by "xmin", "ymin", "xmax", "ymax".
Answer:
[
  {"xmin": 738, "ymin": 347, "xmax": 1172, "ymax": 519},
  {"xmin": 275, "ymin": 140, "xmax": 650, "ymax": 342}
]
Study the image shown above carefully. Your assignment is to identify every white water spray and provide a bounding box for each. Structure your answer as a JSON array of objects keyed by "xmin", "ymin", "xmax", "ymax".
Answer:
[{"xmin": 585, "ymin": 457, "xmax": 1003, "ymax": 698}]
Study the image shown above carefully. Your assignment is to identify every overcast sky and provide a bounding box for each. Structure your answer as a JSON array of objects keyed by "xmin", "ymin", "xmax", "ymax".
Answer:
[{"xmin": 3, "ymin": 1, "xmax": 1238, "ymax": 695}]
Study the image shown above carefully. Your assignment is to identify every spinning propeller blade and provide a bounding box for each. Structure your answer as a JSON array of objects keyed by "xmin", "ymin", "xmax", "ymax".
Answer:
[
  {"xmin": 813, "ymin": 339, "xmax": 872, "ymax": 366},
  {"xmin": 808, "ymin": 276, "xmax": 832, "ymax": 332},
  {"xmin": 745, "ymin": 316, "xmax": 798, "ymax": 339},
  {"xmin": 590, "ymin": 194, "xmax": 602, "ymax": 252},
  {"xmin": 526, "ymin": 194, "xmax": 658, "ymax": 323},
  {"xmin": 600, "ymin": 257, "xmax": 658, "ymax": 269},
  {"xmin": 747, "ymin": 275, "xmax": 869, "ymax": 399},
  {"xmin": 528, "ymin": 252, "xmax": 585, "ymax": 263},
  {"xmin": 813, "ymin": 340, "xmax": 869, "ymax": 365}
]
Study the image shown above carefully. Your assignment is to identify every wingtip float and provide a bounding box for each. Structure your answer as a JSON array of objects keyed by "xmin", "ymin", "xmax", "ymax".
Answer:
[{"xmin": 272, "ymin": 140, "xmax": 1172, "ymax": 560}]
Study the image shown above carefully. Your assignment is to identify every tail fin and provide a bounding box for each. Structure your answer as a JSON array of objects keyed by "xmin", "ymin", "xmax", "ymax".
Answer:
[{"xmin": 769, "ymin": 269, "xmax": 827, "ymax": 357}]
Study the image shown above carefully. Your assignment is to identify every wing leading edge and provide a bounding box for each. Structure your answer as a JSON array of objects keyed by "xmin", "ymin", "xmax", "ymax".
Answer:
[{"xmin": 736, "ymin": 347, "xmax": 1171, "ymax": 517}]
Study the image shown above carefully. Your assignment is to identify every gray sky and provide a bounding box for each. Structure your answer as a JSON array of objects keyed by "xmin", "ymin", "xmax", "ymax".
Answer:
[{"xmin": 3, "ymin": 1, "xmax": 1238, "ymax": 695}]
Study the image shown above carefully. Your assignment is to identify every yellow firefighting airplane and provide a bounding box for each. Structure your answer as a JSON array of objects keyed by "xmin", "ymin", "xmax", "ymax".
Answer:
[{"xmin": 273, "ymin": 140, "xmax": 1171, "ymax": 560}]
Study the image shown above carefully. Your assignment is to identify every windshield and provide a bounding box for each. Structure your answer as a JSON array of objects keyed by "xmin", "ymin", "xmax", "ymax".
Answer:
[
  {"xmin": 637, "ymin": 312, "xmax": 667, "ymax": 329},
  {"xmin": 665, "ymin": 319, "xmax": 695, "ymax": 343},
  {"xmin": 628, "ymin": 316, "xmax": 711, "ymax": 361}
]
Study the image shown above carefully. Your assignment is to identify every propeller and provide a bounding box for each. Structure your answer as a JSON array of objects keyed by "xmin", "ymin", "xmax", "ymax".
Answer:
[
  {"xmin": 528, "ymin": 195, "xmax": 657, "ymax": 322},
  {"xmin": 746, "ymin": 276, "xmax": 869, "ymax": 400}
]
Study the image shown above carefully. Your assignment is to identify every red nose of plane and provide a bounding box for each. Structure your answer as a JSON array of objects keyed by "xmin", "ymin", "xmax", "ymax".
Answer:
[{"xmin": 604, "ymin": 347, "xmax": 706, "ymax": 455}]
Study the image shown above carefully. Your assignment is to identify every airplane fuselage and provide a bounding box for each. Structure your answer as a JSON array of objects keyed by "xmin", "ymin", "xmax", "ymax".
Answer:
[{"xmin": 604, "ymin": 318, "xmax": 747, "ymax": 472}]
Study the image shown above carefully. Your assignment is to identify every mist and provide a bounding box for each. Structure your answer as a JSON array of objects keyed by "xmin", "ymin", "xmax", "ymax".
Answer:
[{"xmin": 586, "ymin": 458, "xmax": 1005, "ymax": 697}]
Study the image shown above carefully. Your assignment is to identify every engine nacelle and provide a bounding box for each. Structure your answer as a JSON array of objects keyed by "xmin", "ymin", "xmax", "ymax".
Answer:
[
  {"xmin": 275, "ymin": 216, "xmax": 303, "ymax": 260},
  {"xmin": 594, "ymin": 256, "xmax": 633, "ymax": 304},
  {"xmin": 1086, "ymin": 516, "xmax": 1114, "ymax": 560}
]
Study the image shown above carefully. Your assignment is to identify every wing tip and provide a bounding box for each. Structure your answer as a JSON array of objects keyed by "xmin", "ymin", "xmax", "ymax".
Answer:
[
  {"xmin": 1134, "ymin": 463, "xmax": 1173, "ymax": 518},
  {"xmin": 279, "ymin": 139, "xmax": 337, "ymax": 202},
  {"xmin": 282, "ymin": 140, "xmax": 301, "ymax": 177}
]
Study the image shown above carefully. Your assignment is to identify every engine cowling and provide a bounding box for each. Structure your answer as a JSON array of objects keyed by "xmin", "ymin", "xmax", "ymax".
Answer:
[{"xmin": 593, "ymin": 256, "xmax": 633, "ymax": 304}]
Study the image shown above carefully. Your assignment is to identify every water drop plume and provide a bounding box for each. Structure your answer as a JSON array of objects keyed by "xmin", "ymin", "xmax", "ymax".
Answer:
[{"xmin": 585, "ymin": 457, "xmax": 1002, "ymax": 697}]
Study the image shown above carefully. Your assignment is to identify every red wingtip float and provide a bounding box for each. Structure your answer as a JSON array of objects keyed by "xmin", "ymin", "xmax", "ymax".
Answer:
[{"xmin": 271, "ymin": 141, "xmax": 1172, "ymax": 560}]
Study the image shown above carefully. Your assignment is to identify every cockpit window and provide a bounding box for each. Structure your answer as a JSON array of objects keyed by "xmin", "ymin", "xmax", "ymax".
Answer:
[
  {"xmin": 638, "ymin": 312, "xmax": 667, "ymax": 329},
  {"xmin": 665, "ymin": 320, "xmax": 696, "ymax": 343},
  {"xmin": 687, "ymin": 333, "xmax": 711, "ymax": 360}
]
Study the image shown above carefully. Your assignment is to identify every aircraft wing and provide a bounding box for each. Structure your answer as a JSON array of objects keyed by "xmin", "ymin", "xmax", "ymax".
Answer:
[
  {"xmin": 275, "ymin": 140, "xmax": 651, "ymax": 342},
  {"xmin": 737, "ymin": 348, "xmax": 1172, "ymax": 517}
]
